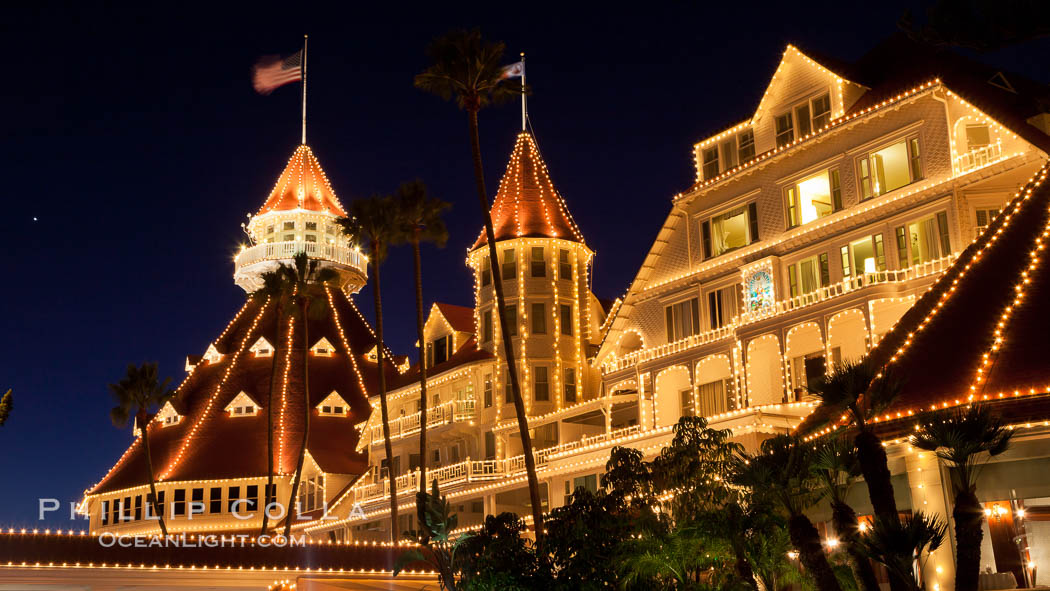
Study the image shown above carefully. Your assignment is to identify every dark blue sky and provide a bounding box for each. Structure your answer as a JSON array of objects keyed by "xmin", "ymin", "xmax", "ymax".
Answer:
[{"xmin": 3, "ymin": 1, "xmax": 1048, "ymax": 528}]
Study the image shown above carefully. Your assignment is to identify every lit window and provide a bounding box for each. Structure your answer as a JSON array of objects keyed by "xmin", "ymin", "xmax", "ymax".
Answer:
[
  {"xmin": 785, "ymin": 169, "xmax": 842, "ymax": 227},
  {"xmin": 707, "ymin": 285, "xmax": 739, "ymax": 329},
  {"xmin": 680, "ymin": 389, "xmax": 694, "ymax": 417},
  {"xmin": 857, "ymin": 138, "xmax": 921, "ymax": 199},
  {"xmin": 530, "ymin": 247, "xmax": 545, "ymax": 277},
  {"xmin": 842, "ymin": 234, "xmax": 886, "ymax": 277},
  {"xmin": 966, "ymin": 125, "xmax": 991, "ymax": 150},
  {"xmin": 720, "ymin": 138, "xmax": 737, "ymax": 171},
  {"xmin": 311, "ymin": 338, "xmax": 335, "ymax": 356},
  {"xmin": 225, "ymin": 392, "xmax": 259, "ymax": 416},
  {"xmin": 702, "ymin": 203, "xmax": 758, "ymax": 258},
  {"xmin": 665, "ymin": 297, "xmax": 700, "ymax": 343},
  {"xmin": 895, "ymin": 212, "xmax": 951, "ymax": 267},
  {"xmin": 974, "ymin": 207, "xmax": 1000, "ymax": 235},
  {"xmin": 787, "ymin": 253, "xmax": 830, "ymax": 297}
]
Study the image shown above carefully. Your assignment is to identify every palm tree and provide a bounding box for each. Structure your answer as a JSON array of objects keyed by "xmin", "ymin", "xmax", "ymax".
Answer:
[
  {"xmin": 808, "ymin": 360, "xmax": 903, "ymax": 530},
  {"xmin": 283, "ymin": 251, "xmax": 338, "ymax": 538},
  {"xmin": 734, "ymin": 434, "xmax": 843, "ymax": 591},
  {"xmin": 0, "ymin": 389, "xmax": 11, "ymax": 426},
  {"xmin": 338, "ymin": 196, "xmax": 402, "ymax": 541},
  {"xmin": 255, "ymin": 267, "xmax": 295, "ymax": 535},
  {"xmin": 911, "ymin": 404, "xmax": 1013, "ymax": 591},
  {"xmin": 415, "ymin": 28, "xmax": 545, "ymax": 543},
  {"xmin": 392, "ymin": 180, "xmax": 450, "ymax": 498},
  {"xmin": 618, "ymin": 525, "xmax": 735, "ymax": 590},
  {"xmin": 813, "ymin": 435, "xmax": 882, "ymax": 591},
  {"xmin": 108, "ymin": 362, "xmax": 174, "ymax": 537},
  {"xmin": 857, "ymin": 512, "xmax": 947, "ymax": 591}
]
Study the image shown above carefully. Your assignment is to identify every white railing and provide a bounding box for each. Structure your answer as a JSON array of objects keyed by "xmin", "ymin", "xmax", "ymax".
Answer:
[
  {"xmin": 604, "ymin": 254, "xmax": 955, "ymax": 374},
  {"xmin": 955, "ymin": 142, "xmax": 1003, "ymax": 173},
  {"xmin": 235, "ymin": 240, "xmax": 368, "ymax": 274},
  {"xmin": 369, "ymin": 400, "xmax": 476, "ymax": 443}
]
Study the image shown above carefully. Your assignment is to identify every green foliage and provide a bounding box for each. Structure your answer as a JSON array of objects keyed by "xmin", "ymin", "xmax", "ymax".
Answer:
[
  {"xmin": 392, "ymin": 179, "xmax": 451, "ymax": 249},
  {"xmin": 544, "ymin": 488, "xmax": 638, "ymax": 590},
  {"xmin": 734, "ymin": 434, "xmax": 824, "ymax": 516},
  {"xmin": 455, "ymin": 513, "xmax": 548, "ymax": 590},
  {"xmin": 807, "ymin": 360, "xmax": 902, "ymax": 431},
  {"xmin": 395, "ymin": 480, "xmax": 470, "ymax": 590},
  {"xmin": 108, "ymin": 363, "xmax": 174, "ymax": 428},
  {"xmin": 414, "ymin": 29, "xmax": 524, "ymax": 111},
  {"xmin": 338, "ymin": 195, "xmax": 401, "ymax": 263},
  {"xmin": 911, "ymin": 404, "xmax": 1013, "ymax": 493},
  {"xmin": 856, "ymin": 512, "xmax": 946, "ymax": 591},
  {"xmin": 0, "ymin": 389, "xmax": 11, "ymax": 426},
  {"xmin": 618, "ymin": 526, "xmax": 741, "ymax": 591}
]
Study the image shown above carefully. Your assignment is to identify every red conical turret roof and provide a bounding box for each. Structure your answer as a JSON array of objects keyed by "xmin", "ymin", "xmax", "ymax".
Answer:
[
  {"xmin": 256, "ymin": 144, "xmax": 347, "ymax": 217},
  {"xmin": 472, "ymin": 132, "xmax": 585, "ymax": 250}
]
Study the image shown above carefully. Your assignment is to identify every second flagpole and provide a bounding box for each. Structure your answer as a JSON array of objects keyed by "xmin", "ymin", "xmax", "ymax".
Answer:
[
  {"xmin": 301, "ymin": 35, "xmax": 308, "ymax": 145},
  {"xmin": 520, "ymin": 52, "xmax": 526, "ymax": 131}
]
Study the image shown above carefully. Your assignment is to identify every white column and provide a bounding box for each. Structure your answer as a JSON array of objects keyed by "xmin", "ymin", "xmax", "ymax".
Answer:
[{"xmin": 905, "ymin": 448, "xmax": 956, "ymax": 591}]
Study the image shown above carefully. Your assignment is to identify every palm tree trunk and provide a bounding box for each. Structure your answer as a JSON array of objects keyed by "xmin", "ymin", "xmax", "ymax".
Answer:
[
  {"xmin": 466, "ymin": 107, "xmax": 545, "ymax": 544},
  {"xmin": 140, "ymin": 417, "xmax": 168, "ymax": 537},
  {"xmin": 413, "ymin": 235, "xmax": 428, "ymax": 496},
  {"xmin": 285, "ymin": 295, "xmax": 311, "ymax": 538},
  {"xmin": 372, "ymin": 242, "xmax": 399, "ymax": 541},
  {"xmin": 261, "ymin": 299, "xmax": 282, "ymax": 536},
  {"xmin": 788, "ymin": 512, "xmax": 843, "ymax": 591},
  {"xmin": 855, "ymin": 429, "xmax": 910, "ymax": 591},
  {"xmin": 953, "ymin": 488, "xmax": 984, "ymax": 591},
  {"xmin": 832, "ymin": 499, "xmax": 881, "ymax": 591},
  {"xmin": 730, "ymin": 535, "xmax": 760, "ymax": 591}
]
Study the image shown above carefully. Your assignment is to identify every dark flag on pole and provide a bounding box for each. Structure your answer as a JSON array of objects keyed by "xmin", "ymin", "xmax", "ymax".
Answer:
[{"xmin": 252, "ymin": 50, "xmax": 303, "ymax": 95}]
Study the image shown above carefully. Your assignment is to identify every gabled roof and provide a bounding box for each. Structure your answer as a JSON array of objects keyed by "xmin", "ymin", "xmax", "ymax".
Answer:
[
  {"xmin": 471, "ymin": 132, "xmax": 586, "ymax": 250},
  {"xmin": 255, "ymin": 144, "xmax": 348, "ymax": 217},
  {"xmin": 392, "ymin": 336, "xmax": 494, "ymax": 390},
  {"xmin": 224, "ymin": 391, "xmax": 260, "ymax": 413},
  {"xmin": 801, "ymin": 163, "xmax": 1050, "ymax": 437},
  {"xmin": 432, "ymin": 302, "xmax": 475, "ymax": 334}
]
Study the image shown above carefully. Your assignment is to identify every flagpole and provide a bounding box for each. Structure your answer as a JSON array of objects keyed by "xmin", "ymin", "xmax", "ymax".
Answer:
[
  {"xmin": 520, "ymin": 52, "xmax": 526, "ymax": 131},
  {"xmin": 301, "ymin": 34, "xmax": 308, "ymax": 145}
]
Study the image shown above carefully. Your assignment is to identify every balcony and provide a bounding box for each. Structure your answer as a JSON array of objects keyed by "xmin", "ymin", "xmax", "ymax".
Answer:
[
  {"xmin": 233, "ymin": 240, "xmax": 368, "ymax": 292},
  {"xmin": 369, "ymin": 399, "xmax": 476, "ymax": 444},
  {"xmin": 955, "ymin": 142, "xmax": 1003, "ymax": 174}
]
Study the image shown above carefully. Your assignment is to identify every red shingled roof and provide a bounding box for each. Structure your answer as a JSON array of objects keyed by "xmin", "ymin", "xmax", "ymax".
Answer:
[
  {"xmin": 471, "ymin": 132, "xmax": 585, "ymax": 250},
  {"xmin": 801, "ymin": 163, "xmax": 1050, "ymax": 438},
  {"xmin": 392, "ymin": 336, "xmax": 493, "ymax": 390},
  {"xmin": 433, "ymin": 303, "xmax": 475, "ymax": 334},
  {"xmin": 89, "ymin": 285, "xmax": 394, "ymax": 495},
  {"xmin": 256, "ymin": 144, "xmax": 347, "ymax": 217}
]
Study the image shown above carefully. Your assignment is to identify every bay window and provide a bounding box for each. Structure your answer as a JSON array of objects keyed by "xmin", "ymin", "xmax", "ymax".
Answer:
[
  {"xmin": 895, "ymin": 211, "xmax": 951, "ymax": 267},
  {"xmin": 701, "ymin": 202, "xmax": 760, "ymax": 259},
  {"xmin": 857, "ymin": 137, "xmax": 922, "ymax": 200},
  {"xmin": 707, "ymin": 285, "xmax": 739, "ymax": 329},
  {"xmin": 841, "ymin": 234, "xmax": 886, "ymax": 278},
  {"xmin": 665, "ymin": 297, "xmax": 700, "ymax": 343},
  {"xmin": 787, "ymin": 253, "xmax": 830, "ymax": 297},
  {"xmin": 774, "ymin": 92, "xmax": 831, "ymax": 148}
]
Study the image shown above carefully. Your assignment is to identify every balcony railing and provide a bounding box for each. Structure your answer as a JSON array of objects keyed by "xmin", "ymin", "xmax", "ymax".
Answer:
[
  {"xmin": 235, "ymin": 240, "xmax": 367, "ymax": 274},
  {"xmin": 955, "ymin": 142, "xmax": 1003, "ymax": 174},
  {"xmin": 604, "ymin": 254, "xmax": 955, "ymax": 373},
  {"xmin": 369, "ymin": 399, "xmax": 476, "ymax": 443}
]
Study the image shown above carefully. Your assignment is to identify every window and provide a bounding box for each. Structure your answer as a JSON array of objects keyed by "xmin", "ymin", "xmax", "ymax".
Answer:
[
  {"xmin": 283, "ymin": 221, "xmax": 295, "ymax": 231},
  {"xmin": 305, "ymin": 221, "xmax": 317, "ymax": 231},
  {"xmin": 284, "ymin": 233, "xmax": 295, "ymax": 241},
  {"xmin": 702, "ymin": 202, "xmax": 759, "ymax": 258},
  {"xmin": 559, "ymin": 250, "xmax": 571, "ymax": 280},
  {"xmin": 785, "ymin": 169, "xmax": 842, "ymax": 227},
  {"xmin": 504, "ymin": 304, "xmax": 518, "ymax": 336},
  {"xmin": 534, "ymin": 366, "xmax": 549, "ymax": 401},
  {"xmin": 966, "ymin": 125, "xmax": 991, "ymax": 150},
  {"xmin": 857, "ymin": 138, "xmax": 921, "ymax": 199},
  {"xmin": 811, "ymin": 94, "xmax": 831, "ymax": 129},
  {"xmin": 504, "ymin": 373, "xmax": 513, "ymax": 405},
  {"xmin": 101, "ymin": 500, "xmax": 109, "ymax": 525},
  {"xmin": 787, "ymin": 254, "xmax": 830, "ymax": 297},
  {"xmin": 304, "ymin": 234, "xmax": 317, "ymax": 243},
  {"xmin": 775, "ymin": 113, "xmax": 794, "ymax": 147},
  {"xmin": 702, "ymin": 147, "xmax": 719, "ymax": 179},
  {"xmin": 432, "ymin": 335, "xmax": 450, "ymax": 365},
  {"xmin": 481, "ymin": 256, "xmax": 491, "ymax": 286},
  {"xmin": 325, "ymin": 224, "xmax": 334, "ymax": 235},
  {"xmin": 210, "ymin": 487, "xmax": 222, "ymax": 513},
  {"xmin": 573, "ymin": 474, "xmax": 598, "ymax": 494},
  {"xmin": 896, "ymin": 212, "xmax": 952, "ymax": 267},
  {"xmin": 843, "ymin": 234, "xmax": 886, "ymax": 276},
  {"xmin": 737, "ymin": 130, "xmax": 755, "ymax": 161},
  {"xmin": 134, "ymin": 495, "xmax": 142, "ymax": 521},
  {"xmin": 482, "ymin": 310, "xmax": 493, "ymax": 342},
  {"xmin": 564, "ymin": 368, "xmax": 577, "ymax": 403},
  {"xmin": 721, "ymin": 138, "xmax": 738, "ymax": 170},
  {"xmin": 431, "ymin": 450, "xmax": 441, "ymax": 467},
  {"xmin": 267, "ymin": 225, "xmax": 274, "ymax": 235},
  {"xmin": 173, "ymin": 489, "xmax": 186, "ymax": 516},
  {"xmin": 975, "ymin": 207, "xmax": 1001, "ymax": 235},
  {"xmin": 560, "ymin": 304, "xmax": 573, "ymax": 335},
  {"xmin": 484, "ymin": 432, "xmax": 496, "ymax": 459},
  {"xmin": 665, "ymin": 297, "xmax": 700, "ymax": 342},
  {"xmin": 680, "ymin": 388, "xmax": 694, "ymax": 417},
  {"xmin": 483, "ymin": 374, "xmax": 493, "ymax": 408},
  {"xmin": 530, "ymin": 247, "xmax": 546, "ymax": 277},
  {"xmin": 697, "ymin": 379, "xmax": 730, "ymax": 416},
  {"xmin": 531, "ymin": 302, "xmax": 546, "ymax": 334},
  {"xmin": 707, "ymin": 285, "xmax": 739, "ymax": 329},
  {"xmin": 246, "ymin": 485, "xmax": 259, "ymax": 511},
  {"xmin": 227, "ymin": 486, "xmax": 241, "ymax": 513},
  {"xmin": 502, "ymin": 249, "xmax": 516, "ymax": 279},
  {"xmin": 795, "ymin": 103, "xmax": 811, "ymax": 137}
]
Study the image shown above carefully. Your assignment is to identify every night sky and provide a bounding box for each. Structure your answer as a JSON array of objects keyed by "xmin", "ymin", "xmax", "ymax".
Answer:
[{"xmin": 4, "ymin": 1, "xmax": 1048, "ymax": 528}]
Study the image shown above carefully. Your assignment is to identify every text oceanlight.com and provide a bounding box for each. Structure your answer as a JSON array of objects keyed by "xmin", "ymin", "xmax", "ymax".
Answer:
[{"xmin": 97, "ymin": 533, "xmax": 306, "ymax": 548}]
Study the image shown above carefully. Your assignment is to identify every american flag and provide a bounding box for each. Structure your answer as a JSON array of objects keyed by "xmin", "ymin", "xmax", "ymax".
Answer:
[{"xmin": 252, "ymin": 50, "xmax": 303, "ymax": 95}]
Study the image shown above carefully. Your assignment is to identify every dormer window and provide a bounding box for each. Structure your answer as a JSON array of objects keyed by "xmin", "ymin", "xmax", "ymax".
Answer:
[
  {"xmin": 775, "ymin": 92, "xmax": 831, "ymax": 147},
  {"xmin": 702, "ymin": 147, "xmax": 719, "ymax": 179},
  {"xmin": 283, "ymin": 221, "xmax": 295, "ymax": 230},
  {"xmin": 225, "ymin": 392, "xmax": 260, "ymax": 417},
  {"xmin": 775, "ymin": 113, "xmax": 794, "ymax": 147},
  {"xmin": 203, "ymin": 344, "xmax": 223, "ymax": 364},
  {"xmin": 317, "ymin": 392, "xmax": 350, "ymax": 416},
  {"xmin": 305, "ymin": 221, "xmax": 317, "ymax": 231},
  {"xmin": 811, "ymin": 94, "xmax": 831, "ymax": 129},
  {"xmin": 427, "ymin": 335, "xmax": 453, "ymax": 368},
  {"xmin": 365, "ymin": 345, "xmax": 379, "ymax": 362},
  {"xmin": 250, "ymin": 337, "xmax": 274, "ymax": 358},
  {"xmin": 311, "ymin": 337, "xmax": 335, "ymax": 357},
  {"xmin": 156, "ymin": 402, "xmax": 182, "ymax": 427}
]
